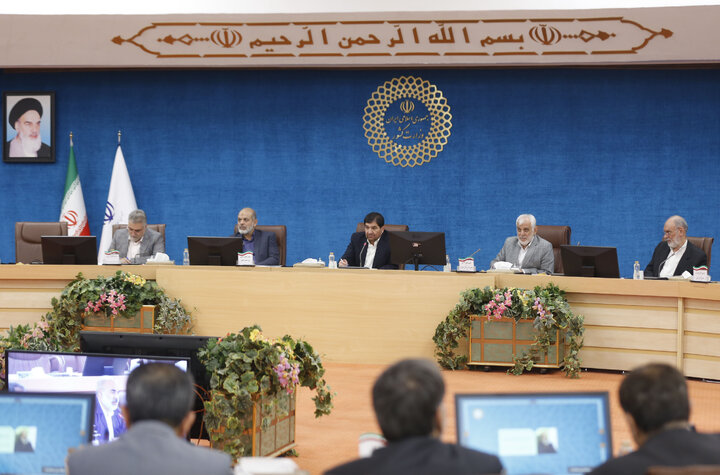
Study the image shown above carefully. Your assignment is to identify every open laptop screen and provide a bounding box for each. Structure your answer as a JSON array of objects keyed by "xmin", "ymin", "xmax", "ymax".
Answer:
[
  {"xmin": 0, "ymin": 392, "xmax": 94, "ymax": 475},
  {"xmin": 456, "ymin": 392, "xmax": 613, "ymax": 475}
]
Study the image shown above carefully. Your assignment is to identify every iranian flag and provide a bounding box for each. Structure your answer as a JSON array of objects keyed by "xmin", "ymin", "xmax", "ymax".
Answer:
[
  {"xmin": 59, "ymin": 137, "xmax": 90, "ymax": 236},
  {"xmin": 97, "ymin": 144, "xmax": 137, "ymax": 262}
]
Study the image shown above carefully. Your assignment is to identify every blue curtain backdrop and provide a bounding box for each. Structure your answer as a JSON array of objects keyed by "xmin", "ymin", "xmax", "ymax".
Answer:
[{"xmin": 1, "ymin": 68, "xmax": 718, "ymax": 276}]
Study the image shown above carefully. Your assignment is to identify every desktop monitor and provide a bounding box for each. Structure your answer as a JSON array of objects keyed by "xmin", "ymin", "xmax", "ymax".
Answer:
[
  {"xmin": 388, "ymin": 231, "xmax": 446, "ymax": 271},
  {"xmin": 78, "ymin": 331, "xmax": 215, "ymax": 440},
  {"xmin": 456, "ymin": 392, "xmax": 613, "ymax": 475},
  {"xmin": 0, "ymin": 392, "xmax": 95, "ymax": 475},
  {"xmin": 560, "ymin": 245, "xmax": 620, "ymax": 278},
  {"xmin": 41, "ymin": 235, "xmax": 97, "ymax": 265},
  {"xmin": 5, "ymin": 349, "xmax": 189, "ymax": 446},
  {"xmin": 187, "ymin": 236, "xmax": 243, "ymax": 266}
]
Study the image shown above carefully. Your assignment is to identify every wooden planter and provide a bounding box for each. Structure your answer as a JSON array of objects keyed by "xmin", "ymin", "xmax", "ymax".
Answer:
[
  {"xmin": 467, "ymin": 315, "xmax": 564, "ymax": 368},
  {"xmin": 209, "ymin": 390, "xmax": 296, "ymax": 458},
  {"xmin": 82, "ymin": 305, "xmax": 156, "ymax": 333}
]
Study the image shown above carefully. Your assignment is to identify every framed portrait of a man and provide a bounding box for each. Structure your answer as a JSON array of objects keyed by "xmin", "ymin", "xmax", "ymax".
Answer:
[{"xmin": 3, "ymin": 91, "xmax": 55, "ymax": 163}]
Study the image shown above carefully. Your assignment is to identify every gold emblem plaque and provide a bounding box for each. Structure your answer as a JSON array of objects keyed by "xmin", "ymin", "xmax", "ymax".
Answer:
[{"xmin": 363, "ymin": 76, "xmax": 452, "ymax": 168}]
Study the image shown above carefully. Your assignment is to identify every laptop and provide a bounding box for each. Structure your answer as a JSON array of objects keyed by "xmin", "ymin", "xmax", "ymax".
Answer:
[
  {"xmin": 455, "ymin": 392, "xmax": 613, "ymax": 474},
  {"xmin": 0, "ymin": 392, "xmax": 95, "ymax": 474}
]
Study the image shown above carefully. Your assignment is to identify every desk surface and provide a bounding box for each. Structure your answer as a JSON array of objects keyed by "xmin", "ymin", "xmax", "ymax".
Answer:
[{"xmin": 1, "ymin": 265, "xmax": 719, "ymax": 378}]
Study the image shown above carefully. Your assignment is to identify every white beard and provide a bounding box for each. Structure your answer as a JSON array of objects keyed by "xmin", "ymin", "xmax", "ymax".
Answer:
[
  {"xmin": 237, "ymin": 226, "xmax": 253, "ymax": 235},
  {"xmin": 10, "ymin": 133, "xmax": 42, "ymax": 157}
]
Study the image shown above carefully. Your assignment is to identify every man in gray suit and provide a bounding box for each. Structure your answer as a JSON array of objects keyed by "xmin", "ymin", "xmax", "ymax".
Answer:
[
  {"xmin": 67, "ymin": 363, "xmax": 232, "ymax": 475},
  {"xmin": 109, "ymin": 209, "xmax": 164, "ymax": 264},
  {"xmin": 490, "ymin": 213, "xmax": 554, "ymax": 274}
]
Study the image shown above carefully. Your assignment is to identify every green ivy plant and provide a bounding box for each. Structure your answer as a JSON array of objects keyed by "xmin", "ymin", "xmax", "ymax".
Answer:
[
  {"xmin": 198, "ymin": 325, "xmax": 333, "ymax": 461},
  {"xmin": 433, "ymin": 283, "xmax": 584, "ymax": 378},
  {"xmin": 0, "ymin": 271, "xmax": 194, "ymax": 390}
]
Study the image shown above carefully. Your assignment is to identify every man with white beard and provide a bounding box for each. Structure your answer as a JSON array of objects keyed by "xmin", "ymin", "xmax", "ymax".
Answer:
[
  {"xmin": 490, "ymin": 213, "xmax": 554, "ymax": 274},
  {"xmin": 644, "ymin": 215, "xmax": 707, "ymax": 277},
  {"xmin": 5, "ymin": 97, "xmax": 51, "ymax": 158}
]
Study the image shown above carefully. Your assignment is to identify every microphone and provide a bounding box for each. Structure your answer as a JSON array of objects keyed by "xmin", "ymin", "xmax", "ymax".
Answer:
[{"xmin": 359, "ymin": 241, "xmax": 368, "ymax": 267}]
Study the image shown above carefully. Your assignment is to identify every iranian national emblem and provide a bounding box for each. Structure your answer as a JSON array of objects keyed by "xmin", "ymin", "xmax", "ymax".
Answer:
[
  {"xmin": 363, "ymin": 76, "xmax": 452, "ymax": 168},
  {"xmin": 62, "ymin": 210, "xmax": 78, "ymax": 227},
  {"xmin": 104, "ymin": 202, "xmax": 115, "ymax": 224}
]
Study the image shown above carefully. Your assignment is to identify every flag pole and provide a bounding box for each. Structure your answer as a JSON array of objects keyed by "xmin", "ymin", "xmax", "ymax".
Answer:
[
  {"xmin": 70, "ymin": 131, "xmax": 73, "ymax": 147},
  {"xmin": 117, "ymin": 130, "xmax": 121, "ymax": 145}
]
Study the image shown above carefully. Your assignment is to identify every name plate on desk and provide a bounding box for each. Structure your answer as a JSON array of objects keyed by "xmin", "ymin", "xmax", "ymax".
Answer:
[
  {"xmin": 237, "ymin": 251, "xmax": 255, "ymax": 266},
  {"xmin": 692, "ymin": 266, "xmax": 711, "ymax": 282},
  {"xmin": 457, "ymin": 257, "xmax": 476, "ymax": 273}
]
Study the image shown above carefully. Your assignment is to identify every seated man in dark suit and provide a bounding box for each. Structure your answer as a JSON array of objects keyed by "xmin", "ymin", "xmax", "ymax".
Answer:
[
  {"xmin": 67, "ymin": 363, "xmax": 232, "ymax": 475},
  {"xmin": 108, "ymin": 209, "xmax": 165, "ymax": 264},
  {"xmin": 339, "ymin": 212, "xmax": 398, "ymax": 269},
  {"xmin": 234, "ymin": 207, "xmax": 279, "ymax": 265},
  {"xmin": 645, "ymin": 215, "xmax": 707, "ymax": 277},
  {"xmin": 590, "ymin": 363, "xmax": 720, "ymax": 474},
  {"xmin": 325, "ymin": 359, "xmax": 503, "ymax": 475}
]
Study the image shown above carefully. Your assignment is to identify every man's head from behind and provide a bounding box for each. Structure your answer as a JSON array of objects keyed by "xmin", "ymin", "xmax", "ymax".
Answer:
[
  {"xmin": 372, "ymin": 358, "xmax": 444, "ymax": 442},
  {"xmin": 363, "ymin": 212, "xmax": 385, "ymax": 245},
  {"xmin": 619, "ymin": 363, "xmax": 689, "ymax": 441},
  {"xmin": 123, "ymin": 363, "xmax": 195, "ymax": 435}
]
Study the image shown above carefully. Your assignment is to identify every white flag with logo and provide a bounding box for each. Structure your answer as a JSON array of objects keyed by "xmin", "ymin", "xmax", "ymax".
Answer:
[{"xmin": 97, "ymin": 145, "xmax": 137, "ymax": 262}]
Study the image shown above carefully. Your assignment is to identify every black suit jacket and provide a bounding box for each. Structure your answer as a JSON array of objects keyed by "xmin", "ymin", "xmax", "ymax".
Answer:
[
  {"xmin": 644, "ymin": 240, "xmax": 707, "ymax": 277},
  {"xmin": 589, "ymin": 429, "xmax": 720, "ymax": 475},
  {"xmin": 324, "ymin": 436, "xmax": 503, "ymax": 475},
  {"xmin": 340, "ymin": 231, "xmax": 397, "ymax": 269}
]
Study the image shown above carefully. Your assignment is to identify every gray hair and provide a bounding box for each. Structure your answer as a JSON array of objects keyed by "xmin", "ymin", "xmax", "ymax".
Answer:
[
  {"xmin": 516, "ymin": 214, "xmax": 537, "ymax": 229},
  {"xmin": 669, "ymin": 215, "xmax": 688, "ymax": 232},
  {"xmin": 128, "ymin": 209, "xmax": 147, "ymax": 225}
]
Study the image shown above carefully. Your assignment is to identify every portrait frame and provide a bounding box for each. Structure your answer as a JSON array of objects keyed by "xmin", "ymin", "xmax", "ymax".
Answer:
[{"xmin": 3, "ymin": 91, "xmax": 56, "ymax": 163}]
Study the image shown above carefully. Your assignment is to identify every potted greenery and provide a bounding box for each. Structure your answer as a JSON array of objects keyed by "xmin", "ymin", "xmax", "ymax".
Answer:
[
  {"xmin": 198, "ymin": 325, "xmax": 333, "ymax": 460},
  {"xmin": 433, "ymin": 283, "xmax": 584, "ymax": 378}
]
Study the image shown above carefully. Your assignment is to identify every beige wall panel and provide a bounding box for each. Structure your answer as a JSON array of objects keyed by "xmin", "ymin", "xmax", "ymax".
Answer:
[
  {"xmin": 683, "ymin": 357, "xmax": 720, "ymax": 380},
  {"xmin": 0, "ymin": 280, "xmax": 65, "ymax": 289},
  {"xmin": 568, "ymin": 293, "xmax": 677, "ymax": 308},
  {"xmin": 684, "ymin": 298, "xmax": 720, "ymax": 312},
  {"xmin": 577, "ymin": 304, "xmax": 677, "ymax": 330},
  {"xmin": 156, "ymin": 267, "xmax": 494, "ymax": 364},
  {"xmin": 580, "ymin": 348, "xmax": 676, "ymax": 371},
  {"xmin": 685, "ymin": 310, "xmax": 720, "ymax": 334},
  {"xmin": 0, "ymin": 265, "xmax": 157, "ymax": 281},
  {"xmin": 0, "ymin": 309, "xmax": 46, "ymax": 328},
  {"xmin": 584, "ymin": 328, "xmax": 676, "ymax": 352},
  {"xmin": 0, "ymin": 290, "xmax": 59, "ymax": 308},
  {"xmin": 684, "ymin": 334, "xmax": 720, "ymax": 358}
]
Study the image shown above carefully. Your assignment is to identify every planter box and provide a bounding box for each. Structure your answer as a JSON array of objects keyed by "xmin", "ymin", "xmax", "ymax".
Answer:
[
  {"xmin": 82, "ymin": 305, "xmax": 156, "ymax": 333},
  {"xmin": 467, "ymin": 316, "xmax": 564, "ymax": 368},
  {"xmin": 210, "ymin": 390, "xmax": 296, "ymax": 458}
]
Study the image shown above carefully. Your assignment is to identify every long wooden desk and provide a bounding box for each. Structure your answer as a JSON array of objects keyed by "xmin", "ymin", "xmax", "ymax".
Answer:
[{"xmin": 1, "ymin": 265, "xmax": 719, "ymax": 379}]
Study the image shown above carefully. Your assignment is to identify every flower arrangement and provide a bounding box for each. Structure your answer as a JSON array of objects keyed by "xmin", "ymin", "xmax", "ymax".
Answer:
[
  {"xmin": 0, "ymin": 271, "xmax": 194, "ymax": 390},
  {"xmin": 433, "ymin": 283, "xmax": 584, "ymax": 378},
  {"xmin": 198, "ymin": 325, "xmax": 333, "ymax": 461}
]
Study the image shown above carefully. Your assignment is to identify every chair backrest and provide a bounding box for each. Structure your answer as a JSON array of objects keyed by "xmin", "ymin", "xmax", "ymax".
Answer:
[
  {"xmin": 687, "ymin": 236, "xmax": 713, "ymax": 268},
  {"xmin": 112, "ymin": 223, "xmax": 167, "ymax": 249},
  {"xmin": 535, "ymin": 225, "xmax": 571, "ymax": 274},
  {"xmin": 15, "ymin": 221, "xmax": 69, "ymax": 263},
  {"xmin": 255, "ymin": 225, "xmax": 287, "ymax": 266},
  {"xmin": 355, "ymin": 223, "xmax": 410, "ymax": 233}
]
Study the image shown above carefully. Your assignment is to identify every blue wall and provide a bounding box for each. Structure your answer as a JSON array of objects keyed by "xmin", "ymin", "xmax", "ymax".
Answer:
[{"xmin": 1, "ymin": 68, "xmax": 719, "ymax": 276}]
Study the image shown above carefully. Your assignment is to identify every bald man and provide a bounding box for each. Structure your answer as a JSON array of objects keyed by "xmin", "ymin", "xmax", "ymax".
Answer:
[
  {"xmin": 644, "ymin": 215, "xmax": 707, "ymax": 278},
  {"xmin": 233, "ymin": 208, "xmax": 280, "ymax": 265},
  {"xmin": 6, "ymin": 97, "xmax": 51, "ymax": 158}
]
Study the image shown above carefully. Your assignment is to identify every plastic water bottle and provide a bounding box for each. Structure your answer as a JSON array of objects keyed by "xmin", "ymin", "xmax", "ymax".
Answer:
[
  {"xmin": 183, "ymin": 248, "xmax": 190, "ymax": 266},
  {"xmin": 633, "ymin": 260, "xmax": 640, "ymax": 279},
  {"xmin": 444, "ymin": 254, "xmax": 451, "ymax": 272},
  {"xmin": 328, "ymin": 252, "xmax": 336, "ymax": 269}
]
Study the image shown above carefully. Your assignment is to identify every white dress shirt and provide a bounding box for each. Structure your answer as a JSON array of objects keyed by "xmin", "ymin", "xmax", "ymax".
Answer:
[
  {"xmin": 659, "ymin": 240, "xmax": 688, "ymax": 278},
  {"xmin": 364, "ymin": 239, "xmax": 378, "ymax": 268},
  {"xmin": 127, "ymin": 236, "xmax": 143, "ymax": 260}
]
